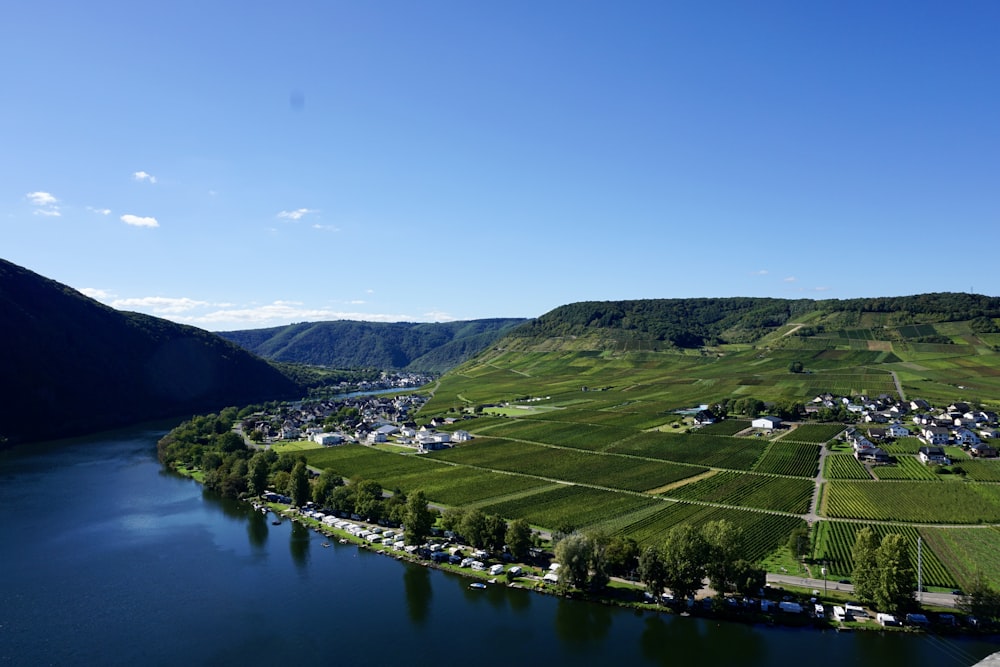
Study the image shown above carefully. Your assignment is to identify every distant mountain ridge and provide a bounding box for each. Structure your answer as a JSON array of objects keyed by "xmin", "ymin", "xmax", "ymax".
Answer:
[
  {"xmin": 0, "ymin": 258, "xmax": 301, "ymax": 446},
  {"xmin": 217, "ymin": 318, "xmax": 528, "ymax": 372}
]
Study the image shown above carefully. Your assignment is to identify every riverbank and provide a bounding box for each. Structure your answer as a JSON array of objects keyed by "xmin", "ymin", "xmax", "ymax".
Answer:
[{"xmin": 246, "ymin": 492, "xmax": 984, "ymax": 638}]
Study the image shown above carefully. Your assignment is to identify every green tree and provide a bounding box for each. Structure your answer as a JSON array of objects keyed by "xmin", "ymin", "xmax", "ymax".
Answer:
[
  {"xmin": 788, "ymin": 525, "xmax": 810, "ymax": 562},
  {"xmin": 789, "ymin": 360, "xmax": 804, "ymax": 373},
  {"xmin": 732, "ymin": 559, "xmax": 767, "ymax": 597},
  {"xmin": 484, "ymin": 514, "xmax": 508, "ymax": 552},
  {"xmin": 661, "ymin": 524, "xmax": 707, "ymax": 601},
  {"xmin": 404, "ymin": 490, "xmax": 435, "ymax": 545},
  {"xmin": 505, "ymin": 518, "xmax": 532, "ymax": 561},
  {"xmin": 873, "ymin": 533, "xmax": 914, "ymax": 613},
  {"xmin": 554, "ymin": 533, "xmax": 593, "ymax": 589},
  {"xmin": 287, "ymin": 461, "xmax": 311, "ymax": 507},
  {"xmin": 638, "ymin": 545, "xmax": 668, "ymax": 601},
  {"xmin": 957, "ymin": 572, "xmax": 1000, "ymax": 622},
  {"xmin": 702, "ymin": 519, "xmax": 744, "ymax": 595},
  {"xmin": 246, "ymin": 451, "xmax": 271, "ymax": 497},
  {"xmin": 353, "ymin": 479, "xmax": 384, "ymax": 521},
  {"xmin": 460, "ymin": 508, "xmax": 488, "ymax": 549},
  {"xmin": 604, "ymin": 535, "xmax": 640, "ymax": 578},
  {"xmin": 851, "ymin": 527, "xmax": 880, "ymax": 605},
  {"xmin": 440, "ymin": 507, "xmax": 467, "ymax": 535},
  {"xmin": 312, "ymin": 468, "xmax": 343, "ymax": 506}
]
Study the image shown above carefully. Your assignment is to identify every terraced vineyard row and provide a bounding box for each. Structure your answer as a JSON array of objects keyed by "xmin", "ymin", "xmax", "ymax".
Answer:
[
  {"xmin": 813, "ymin": 520, "xmax": 957, "ymax": 588},
  {"xmin": 623, "ymin": 503, "xmax": 806, "ymax": 561},
  {"xmin": 429, "ymin": 436, "xmax": 706, "ymax": 491},
  {"xmin": 304, "ymin": 445, "xmax": 548, "ymax": 505},
  {"xmin": 753, "ymin": 441, "xmax": 820, "ymax": 477},
  {"xmin": 696, "ymin": 419, "xmax": 752, "ymax": 436},
  {"xmin": 478, "ymin": 484, "xmax": 658, "ymax": 531},
  {"xmin": 609, "ymin": 432, "xmax": 766, "ymax": 471},
  {"xmin": 470, "ymin": 418, "xmax": 633, "ymax": 452},
  {"xmin": 823, "ymin": 480, "xmax": 1000, "ymax": 523},
  {"xmin": 823, "ymin": 454, "xmax": 871, "ymax": 480},
  {"xmin": 663, "ymin": 470, "xmax": 813, "ymax": 514},
  {"xmin": 871, "ymin": 456, "xmax": 940, "ymax": 481},
  {"xmin": 779, "ymin": 423, "xmax": 846, "ymax": 444},
  {"xmin": 959, "ymin": 460, "xmax": 1000, "ymax": 482}
]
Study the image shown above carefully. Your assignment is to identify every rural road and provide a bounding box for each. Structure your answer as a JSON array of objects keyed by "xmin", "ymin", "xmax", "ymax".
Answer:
[{"xmin": 766, "ymin": 573, "xmax": 959, "ymax": 609}]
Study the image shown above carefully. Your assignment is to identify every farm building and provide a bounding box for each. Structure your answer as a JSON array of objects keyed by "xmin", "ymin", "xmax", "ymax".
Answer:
[{"xmin": 751, "ymin": 416, "xmax": 782, "ymax": 430}]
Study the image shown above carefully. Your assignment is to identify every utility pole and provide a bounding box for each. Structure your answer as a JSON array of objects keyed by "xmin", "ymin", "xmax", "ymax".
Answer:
[{"xmin": 917, "ymin": 536, "xmax": 923, "ymax": 604}]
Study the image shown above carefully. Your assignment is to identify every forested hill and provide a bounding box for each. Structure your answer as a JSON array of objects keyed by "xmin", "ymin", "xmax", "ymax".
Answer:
[
  {"xmin": 217, "ymin": 318, "xmax": 528, "ymax": 372},
  {"xmin": 505, "ymin": 294, "xmax": 1000, "ymax": 349},
  {"xmin": 0, "ymin": 258, "xmax": 302, "ymax": 446}
]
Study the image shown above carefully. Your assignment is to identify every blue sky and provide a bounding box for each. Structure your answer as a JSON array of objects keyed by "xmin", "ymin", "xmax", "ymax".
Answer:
[{"xmin": 3, "ymin": 1, "xmax": 999, "ymax": 331}]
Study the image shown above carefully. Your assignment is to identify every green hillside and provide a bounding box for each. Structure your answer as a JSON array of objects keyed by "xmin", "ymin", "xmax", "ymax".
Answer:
[{"xmin": 217, "ymin": 318, "xmax": 527, "ymax": 372}]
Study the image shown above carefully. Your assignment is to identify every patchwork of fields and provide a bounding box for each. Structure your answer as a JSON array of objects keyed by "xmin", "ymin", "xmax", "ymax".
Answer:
[{"xmin": 304, "ymin": 312, "xmax": 1000, "ymax": 587}]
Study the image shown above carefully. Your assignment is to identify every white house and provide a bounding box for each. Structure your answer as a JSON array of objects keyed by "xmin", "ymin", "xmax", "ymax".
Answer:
[
  {"xmin": 752, "ymin": 416, "xmax": 782, "ymax": 430},
  {"xmin": 451, "ymin": 429, "xmax": 473, "ymax": 442},
  {"xmin": 921, "ymin": 426, "xmax": 950, "ymax": 445},
  {"xmin": 918, "ymin": 446, "xmax": 950, "ymax": 465},
  {"xmin": 886, "ymin": 424, "xmax": 910, "ymax": 438}
]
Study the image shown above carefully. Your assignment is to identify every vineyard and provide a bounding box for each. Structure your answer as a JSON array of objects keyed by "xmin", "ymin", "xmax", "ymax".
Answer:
[
  {"xmin": 812, "ymin": 521, "xmax": 958, "ymax": 588},
  {"xmin": 609, "ymin": 432, "xmax": 766, "ymax": 471},
  {"xmin": 958, "ymin": 460, "xmax": 1000, "ymax": 482},
  {"xmin": 616, "ymin": 503, "xmax": 806, "ymax": 560},
  {"xmin": 823, "ymin": 480, "xmax": 1000, "ymax": 523},
  {"xmin": 780, "ymin": 423, "xmax": 846, "ymax": 444},
  {"xmin": 919, "ymin": 526, "xmax": 1000, "ymax": 590},
  {"xmin": 823, "ymin": 454, "xmax": 872, "ymax": 480},
  {"xmin": 696, "ymin": 419, "xmax": 752, "ymax": 436},
  {"xmin": 471, "ymin": 418, "xmax": 634, "ymax": 452},
  {"xmin": 664, "ymin": 471, "xmax": 813, "ymax": 514},
  {"xmin": 870, "ymin": 456, "xmax": 941, "ymax": 481},
  {"xmin": 428, "ymin": 436, "xmax": 706, "ymax": 491},
  {"xmin": 752, "ymin": 441, "xmax": 820, "ymax": 477},
  {"xmin": 477, "ymin": 484, "xmax": 659, "ymax": 531}
]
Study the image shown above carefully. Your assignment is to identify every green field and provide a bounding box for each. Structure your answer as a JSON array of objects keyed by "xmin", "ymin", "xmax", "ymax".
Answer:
[
  {"xmin": 663, "ymin": 470, "xmax": 813, "ymax": 514},
  {"xmin": 813, "ymin": 521, "xmax": 958, "ymax": 588},
  {"xmin": 753, "ymin": 441, "xmax": 820, "ymax": 477},
  {"xmin": 780, "ymin": 423, "xmax": 846, "ymax": 444},
  {"xmin": 823, "ymin": 454, "xmax": 871, "ymax": 480},
  {"xmin": 823, "ymin": 480, "xmax": 1000, "ymax": 523}
]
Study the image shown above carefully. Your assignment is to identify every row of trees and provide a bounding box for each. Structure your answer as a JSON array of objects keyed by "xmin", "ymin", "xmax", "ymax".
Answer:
[
  {"xmin": 439, "ymin": 508, "xmax": 535, "ymax": 560},
  {"xmin": 550, "ymin": 532, "xmax": 641, "ymax": 590},
  {"xmin": 637, "ymin": 521, "xmax": 766, "ymax": 602},
  {"xmin": 851, "ymin": 528, "xmax": 914, "ymax": 613}
]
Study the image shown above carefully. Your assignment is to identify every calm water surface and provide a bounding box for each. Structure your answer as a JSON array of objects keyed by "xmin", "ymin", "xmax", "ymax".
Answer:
[{"xmin": 2, "ymin": 427, "xmax": 998, "ymax": 667}]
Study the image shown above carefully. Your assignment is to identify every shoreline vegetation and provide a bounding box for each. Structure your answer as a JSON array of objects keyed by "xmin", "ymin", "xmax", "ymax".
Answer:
[{"xmin": 158, "ymin": 408, "xmax": 991, "ymax": 635}]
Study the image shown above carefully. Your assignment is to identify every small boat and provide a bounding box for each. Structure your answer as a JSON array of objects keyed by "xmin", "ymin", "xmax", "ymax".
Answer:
[
  {"xmin": 322, "ymin": 542, "xmax": 331, "ymax": 548},
  {"xmin": 469, "ymin": 582, "xmax": 487, "ymax": 590},
  {"xmin": 271, "ymin": 519, "xmax": 281, "ymax": 525},
  {"xmin": 339, "ymin": 538, "xmax": 348, "ymax": 544}
]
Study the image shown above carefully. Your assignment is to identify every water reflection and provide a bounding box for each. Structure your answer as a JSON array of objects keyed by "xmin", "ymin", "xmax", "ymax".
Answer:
[
  {"xmin": 403, "ymin": 565, "xmax": 432, "ymax": 625},
  {"xmin": 289, "ymin": 521, "xmax": 310, "ymax": 569},
  {"xmin": 246, "ymin": 510, "xmax": 268, "ymax": 549},
  {"xmin": 639, "ymin": 613, "xmax": 765, "ymax": 664},
  {"xmin": 554, "ymin": 596, "xmax": 613, "ymax": 648}
]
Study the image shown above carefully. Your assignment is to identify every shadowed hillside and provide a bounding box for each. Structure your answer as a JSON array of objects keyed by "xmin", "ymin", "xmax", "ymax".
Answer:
[{"xmin": 0, "ymin": 258, "xmax": 302, "ymax": 446}]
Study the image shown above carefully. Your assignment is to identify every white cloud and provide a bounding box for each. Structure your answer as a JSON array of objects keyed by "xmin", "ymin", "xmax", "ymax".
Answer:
[
  {"xmin": 26, "ymin": 191, "xmax": 57, "ymax": 206},
  {"xmin": 112, "ymin": 296, "xmax": 209, "ymax": 314},
  {"xmin": 79, "ymin": 287, "xmax": 115, "ymax": 300},
  {"xmin": 348, "ymin": 300, "xmax": 366, "ymax": 305},
  {"xmin": 277, "ymin": 208, "xmax": 317, "ymax": 220},
  {"xmin": 424, "ymin": 311, "xmax": 456, "ymax": 322},
  {"xmin": 88, "ymin": 206, "xmax": 112, "ymax": 215},
  {"xmin": 133, "ymin": 171, "xmax": 157, "ymax": 184},
  {"xmin": 784, "ymin": 276, "xmax": 797, "ymax": 283},
  {"xmin": 26, "ymin": 191, "xmax": 61, "ymax": 216},
  {"xmin": 121, "ymin": 214, "xmax": 159, "ymax": 228},
  {"xmin": 752, "ymin": 269, "xmax": 769, "ymax": 276},
  {"xmin": 312, "ymin": 223, "xmax": 339, "ymax": 231}
]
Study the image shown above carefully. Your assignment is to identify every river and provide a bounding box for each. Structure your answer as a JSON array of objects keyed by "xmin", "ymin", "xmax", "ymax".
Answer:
[{"xmin": 2, "ymin": 426, "xmax": 997, "ymax": 667}]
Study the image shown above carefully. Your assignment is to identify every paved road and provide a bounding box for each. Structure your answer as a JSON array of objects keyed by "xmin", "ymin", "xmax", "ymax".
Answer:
[{"xmin": 766, "ymin": 573, "xmax": 959, "ymax": 609}]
